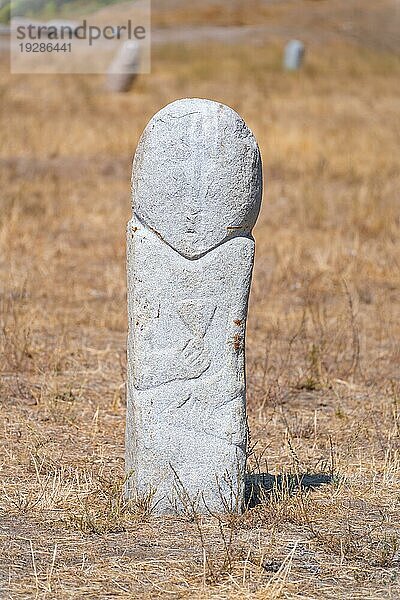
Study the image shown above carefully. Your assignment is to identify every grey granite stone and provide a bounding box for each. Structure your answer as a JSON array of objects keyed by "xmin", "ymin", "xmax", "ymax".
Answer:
[{"xmin": 126, "ymin": 98, "xmax": 262, "ymax": 513}]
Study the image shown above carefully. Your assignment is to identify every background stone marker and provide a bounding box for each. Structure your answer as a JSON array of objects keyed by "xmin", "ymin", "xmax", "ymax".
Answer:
[
  {"xmin": 126, "ymin": 98, "xmax": 262, "ymax": 513},
  {"xmin": 106, "ymin": 40, "xmax": 140, "ymax": 92},
  {"xmin": 283, "ymin": 39, "xmax": 305, "ymax": 70}
]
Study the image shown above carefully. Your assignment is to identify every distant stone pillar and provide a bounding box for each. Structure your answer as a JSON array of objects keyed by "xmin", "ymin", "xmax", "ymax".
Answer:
[
  {"xmin": 283, "ymin": 40, "xmax": 305, "ymax": 71},
  {"xmin": 106, "ymin": 40, "xmax": 140, "ymax": 92},
  {"xmin": 126, "ymin": 98, "xmax": 262, "ymax": 514}
]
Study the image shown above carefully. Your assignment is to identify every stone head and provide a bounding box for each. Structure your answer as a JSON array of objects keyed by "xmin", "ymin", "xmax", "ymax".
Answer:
[{"xmin": 132, "ymin": 98, "xmax": 262, "ymax": 259}]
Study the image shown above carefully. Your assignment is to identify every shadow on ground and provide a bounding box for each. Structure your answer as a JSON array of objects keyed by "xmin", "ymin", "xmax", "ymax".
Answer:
[{"xmin": 245, "ymin": 472, "xmax": 332, "ymax": 508}]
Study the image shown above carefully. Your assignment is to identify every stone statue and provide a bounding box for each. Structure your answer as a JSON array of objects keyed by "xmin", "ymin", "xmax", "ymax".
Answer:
[{"xmin": 126, "ymin": 98, "xmax": 262, "ymax": 513}]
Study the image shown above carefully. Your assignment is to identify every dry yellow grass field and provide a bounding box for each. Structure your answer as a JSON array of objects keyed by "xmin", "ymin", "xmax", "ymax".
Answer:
[{"xmin": 1, "ymin": 1, "xmax": 400, "ymax": 598}]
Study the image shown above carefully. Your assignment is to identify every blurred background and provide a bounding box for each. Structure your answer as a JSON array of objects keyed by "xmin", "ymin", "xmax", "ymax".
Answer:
[{"xmin": 1, "ymin": 1, "xmax": 400, "ymax": 597}]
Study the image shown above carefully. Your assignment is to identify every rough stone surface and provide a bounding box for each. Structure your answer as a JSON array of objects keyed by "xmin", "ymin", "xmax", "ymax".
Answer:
[{"xmin": 126, "ymin": 98, "xmax": 262, "ymax": 514}]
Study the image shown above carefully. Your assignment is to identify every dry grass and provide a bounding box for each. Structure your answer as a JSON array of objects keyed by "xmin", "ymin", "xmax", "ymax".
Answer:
[{"xmin": 1, "ymin": 1, "xmax": 400, "ymax": 597}]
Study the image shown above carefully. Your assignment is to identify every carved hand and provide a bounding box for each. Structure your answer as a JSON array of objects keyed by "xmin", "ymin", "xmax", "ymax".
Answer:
[{"xmin": 179, "ymin": 338, "xmax": 210, "ymax": 379}]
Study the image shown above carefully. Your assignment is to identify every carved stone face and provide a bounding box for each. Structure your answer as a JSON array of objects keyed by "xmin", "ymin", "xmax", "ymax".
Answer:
[{"xmin": 132, "ymin": 98, "xmax": 262, "ymax": 259}]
